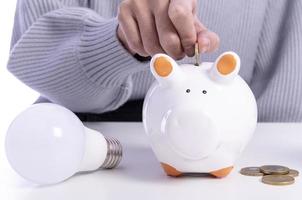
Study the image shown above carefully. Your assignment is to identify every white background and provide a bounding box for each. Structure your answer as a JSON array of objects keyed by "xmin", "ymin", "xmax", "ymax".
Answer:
[{"xmin": 0, "ymin": 0, "xmax": 39, "ymax": 171}]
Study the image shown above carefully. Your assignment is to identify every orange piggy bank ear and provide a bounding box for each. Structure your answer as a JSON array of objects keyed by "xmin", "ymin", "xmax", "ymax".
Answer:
[
  {"xmin": 210, "ymin": 52, "xmax": 240, "ymax": 83},
  {"xmin": 150, "ymin": 54, "xmax": 181, "ymax": 84}
]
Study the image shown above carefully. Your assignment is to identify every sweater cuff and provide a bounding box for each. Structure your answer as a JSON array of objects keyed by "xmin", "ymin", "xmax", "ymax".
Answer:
[{"xmin": 78, "ymin": 15, "xmax": 149, "ymax": 88}]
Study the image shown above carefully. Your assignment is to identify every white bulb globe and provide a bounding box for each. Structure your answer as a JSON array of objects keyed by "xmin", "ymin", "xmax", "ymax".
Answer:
[{"xmin": 5, "ymin": 103, "xmax": 122, "ymax": 185}]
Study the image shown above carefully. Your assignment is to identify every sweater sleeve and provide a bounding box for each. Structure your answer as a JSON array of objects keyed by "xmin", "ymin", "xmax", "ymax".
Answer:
[
  {"xmin": 250, "ymin": 0, "xmax": 302, "ymax": 122},
  {"xmin": 7, "ymin": 0, "xmax": 149, "ymax": 113}
]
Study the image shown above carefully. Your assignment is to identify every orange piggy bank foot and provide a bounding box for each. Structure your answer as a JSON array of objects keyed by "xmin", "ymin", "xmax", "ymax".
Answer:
[
  {"xmin": 210, "ymin": 166, "xmax": 234, "ymax": 178},
  {"xmin": 160, "ymin": 163, "xmax": 182, "ymax": 177}
]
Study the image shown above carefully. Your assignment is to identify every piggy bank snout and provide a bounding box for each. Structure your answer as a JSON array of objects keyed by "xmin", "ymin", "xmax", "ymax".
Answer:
[{"xmin": 164, "ymin": 108, "xmax": 220, "ymax": 160}]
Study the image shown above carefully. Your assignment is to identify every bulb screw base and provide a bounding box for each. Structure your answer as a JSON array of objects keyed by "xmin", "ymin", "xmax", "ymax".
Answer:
[{"xmin": 101, "ymin": 137, "xmax": 123, "ymax": 169}]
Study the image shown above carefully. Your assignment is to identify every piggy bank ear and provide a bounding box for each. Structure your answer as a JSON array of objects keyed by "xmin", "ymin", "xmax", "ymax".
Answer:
[
  {"xmin": 150, "ymin": 54, "xmax": 182, "ymax": 85},
  {"xmin": 210, "ymin": 51, "xmax": 240, "ymax": 83}
]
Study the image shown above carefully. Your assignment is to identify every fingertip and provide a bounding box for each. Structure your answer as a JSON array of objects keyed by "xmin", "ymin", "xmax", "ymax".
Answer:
[
  {"xmin": 197, "ymin": 30, "xmax": 220, "ymax": 53},
  {"xmin": 172, "ymin": 52, "xmax": 186, "ymax": 60},
  {"xmin": 198, "ymin": 34, "xmax": 210, "ymax": 53},
  {"xmin": 184, "ymin": 46, "xmax": 195, "ymax": 57},
  {"xmin": 208, "ymin": 31, "xmax": 220, "ymax": 52}
]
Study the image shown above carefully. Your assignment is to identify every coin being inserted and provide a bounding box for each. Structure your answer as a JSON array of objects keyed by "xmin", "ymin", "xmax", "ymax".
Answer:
[
  {"xmin": 194, "ymin": 43, "xmax": 200, "ymax": 66},
  {"xmin": 262, "ymin": 175, "xmax": 295, "ymax": 186}
]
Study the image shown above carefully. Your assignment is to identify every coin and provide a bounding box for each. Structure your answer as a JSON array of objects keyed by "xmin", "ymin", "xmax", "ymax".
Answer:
[
  {"xmin": 261, "ymin": 175, "xmax": 295, "ymax": 186},
  {"xmin": 194, "ymin": 43, "xmax": 200, "ymax": 66},
  {"xmin": 287, "ymin": 169, "xmax": 299, "ymax": 177},
  {"xmin": 240, "ymin": 167, "xmax": 264, "ymax": 176},
  {"xmin": 260, "ymin": 165, "xmax": 289, "ymax": 175}
]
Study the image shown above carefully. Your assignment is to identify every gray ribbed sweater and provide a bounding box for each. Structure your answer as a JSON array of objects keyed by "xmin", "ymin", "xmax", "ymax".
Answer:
[{"xmin": 7, "ymin": 0, "xmax": 302, "ymax": 122}]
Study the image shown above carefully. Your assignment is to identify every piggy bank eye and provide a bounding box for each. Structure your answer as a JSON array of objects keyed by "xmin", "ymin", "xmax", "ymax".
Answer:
[
  {"xmin": 202, "ymin": 90, "xmax": 207, "ymax": 94},
  {"xmin": 186, "ymin": 89, "xmax": 191, "ymax": 93}
]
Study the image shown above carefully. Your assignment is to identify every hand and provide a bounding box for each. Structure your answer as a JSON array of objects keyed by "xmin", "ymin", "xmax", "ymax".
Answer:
[{"xmin": 117, "ymin": 0, "xmax": 220, "ymax": 60}]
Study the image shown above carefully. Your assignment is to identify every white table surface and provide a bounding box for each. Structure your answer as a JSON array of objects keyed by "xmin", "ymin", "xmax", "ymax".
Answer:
[{"xmin": 1, "ymin": 122, "xmax": 301, "ymax": 200}]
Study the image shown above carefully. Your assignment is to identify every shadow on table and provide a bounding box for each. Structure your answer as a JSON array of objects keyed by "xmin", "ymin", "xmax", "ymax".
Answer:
[{"xmin": 94, "ymin": 145, "xmax": 215, "ymax": 183}]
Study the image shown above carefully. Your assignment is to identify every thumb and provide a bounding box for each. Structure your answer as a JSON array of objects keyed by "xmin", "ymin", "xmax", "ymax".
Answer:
[
  {"xmin": 194, "ymin": 16, "xmax": 220, "ymax": 53},
  {"xmin": 194, "ymin": 15, "xmax": 207, "ymax": 33}
]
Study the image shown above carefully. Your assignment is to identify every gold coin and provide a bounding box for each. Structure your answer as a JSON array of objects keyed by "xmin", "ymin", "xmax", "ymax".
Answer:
[
  {"xmin": 240, "ymin": 167, "xmax": 264, "ymax": 176},
  {"xmin": 287, "ymin": 169, "xmax": 299, "ymax": 177},
  {"xmin": 194, "ymin": 43, "xmax": 200, "ymax": 66},
  {"xmin": 260, "ymin": 165, "xmax": 289, "ymax": 175},
  {"xmin": 262, "ymin": 175, "xmax": 295, "ymax": 186}
]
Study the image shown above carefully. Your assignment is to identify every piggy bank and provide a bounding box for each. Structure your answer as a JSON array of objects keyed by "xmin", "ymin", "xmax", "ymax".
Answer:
[{"xmin": 142, "ymin": 52, "xmax": 257, "ymax": 178}]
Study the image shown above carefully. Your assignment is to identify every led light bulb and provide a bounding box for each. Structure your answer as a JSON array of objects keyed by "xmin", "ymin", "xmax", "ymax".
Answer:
[{"xmin": 5, "ymin": 103, "xmax": 122, "ymax": 185}]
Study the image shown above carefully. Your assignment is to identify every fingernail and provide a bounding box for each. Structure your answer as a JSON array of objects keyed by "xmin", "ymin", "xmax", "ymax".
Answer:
[
  {"xmin": 201, "ymin": 47, "xmax": 207, "ymax": 54},
  {"xmin": 185, "ymin": 47, "xmax": 195, "ymax": 57},
  {"xmin": 200, "ymin": 37, "xmax": 210, "ymax": 53}
]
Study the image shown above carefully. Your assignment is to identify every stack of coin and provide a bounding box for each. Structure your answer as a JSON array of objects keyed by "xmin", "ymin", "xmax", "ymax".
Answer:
[{"xmin": 240, "ymin": 165, "xmax": 299, "ymax": 186}]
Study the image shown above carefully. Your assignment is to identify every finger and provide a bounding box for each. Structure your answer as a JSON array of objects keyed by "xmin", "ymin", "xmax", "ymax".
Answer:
[
  {"xmin": 168, "ymin": 0, "xmax": 197, "ymax": 57},
  {"xmin": 154, "ymin": 3, "xmax": 185, "ymax": 59},
  {"xmin": 155, "ymin": 15, "xmax": 185, "ymax": 60},
  {"xmin": 194, "ymin": 16, "xmax": 220, "ymax": 53},
  {"xmin": 194, "ymin": 16, "xmax": 207, "ymax": 33},
  {"xmin": 117, "ymin": 26, "xmax": 136, "ymax": 55},
  {"xmin": 197, "ymin": 30, "xmax": 220, "ymax": 53},
  {"xmin": 117, "ymin": 3, "xmax": 148, "ymax": 56},
  {"xmin": 206, "ymin": 31, "xmax": 220, "ymax": 52},
  {"xmin": 134, "ymin": 10, "xmax": 165, "ymax": 56}
]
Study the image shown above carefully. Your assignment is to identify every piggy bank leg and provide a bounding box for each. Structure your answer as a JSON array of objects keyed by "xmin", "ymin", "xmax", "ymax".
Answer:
[
  {"xmin": 160, "ymin": 163, "xmax": 182, "ymax": 177},
  {"xmin": 209, "ymin": 166, "xmax": 234, "ymax": 178}
]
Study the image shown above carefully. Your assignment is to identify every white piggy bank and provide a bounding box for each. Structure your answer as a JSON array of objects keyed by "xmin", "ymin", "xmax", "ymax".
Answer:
[{"xmin": 143, "ymin": 52, "xmax": 257, "ymax": 178}]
